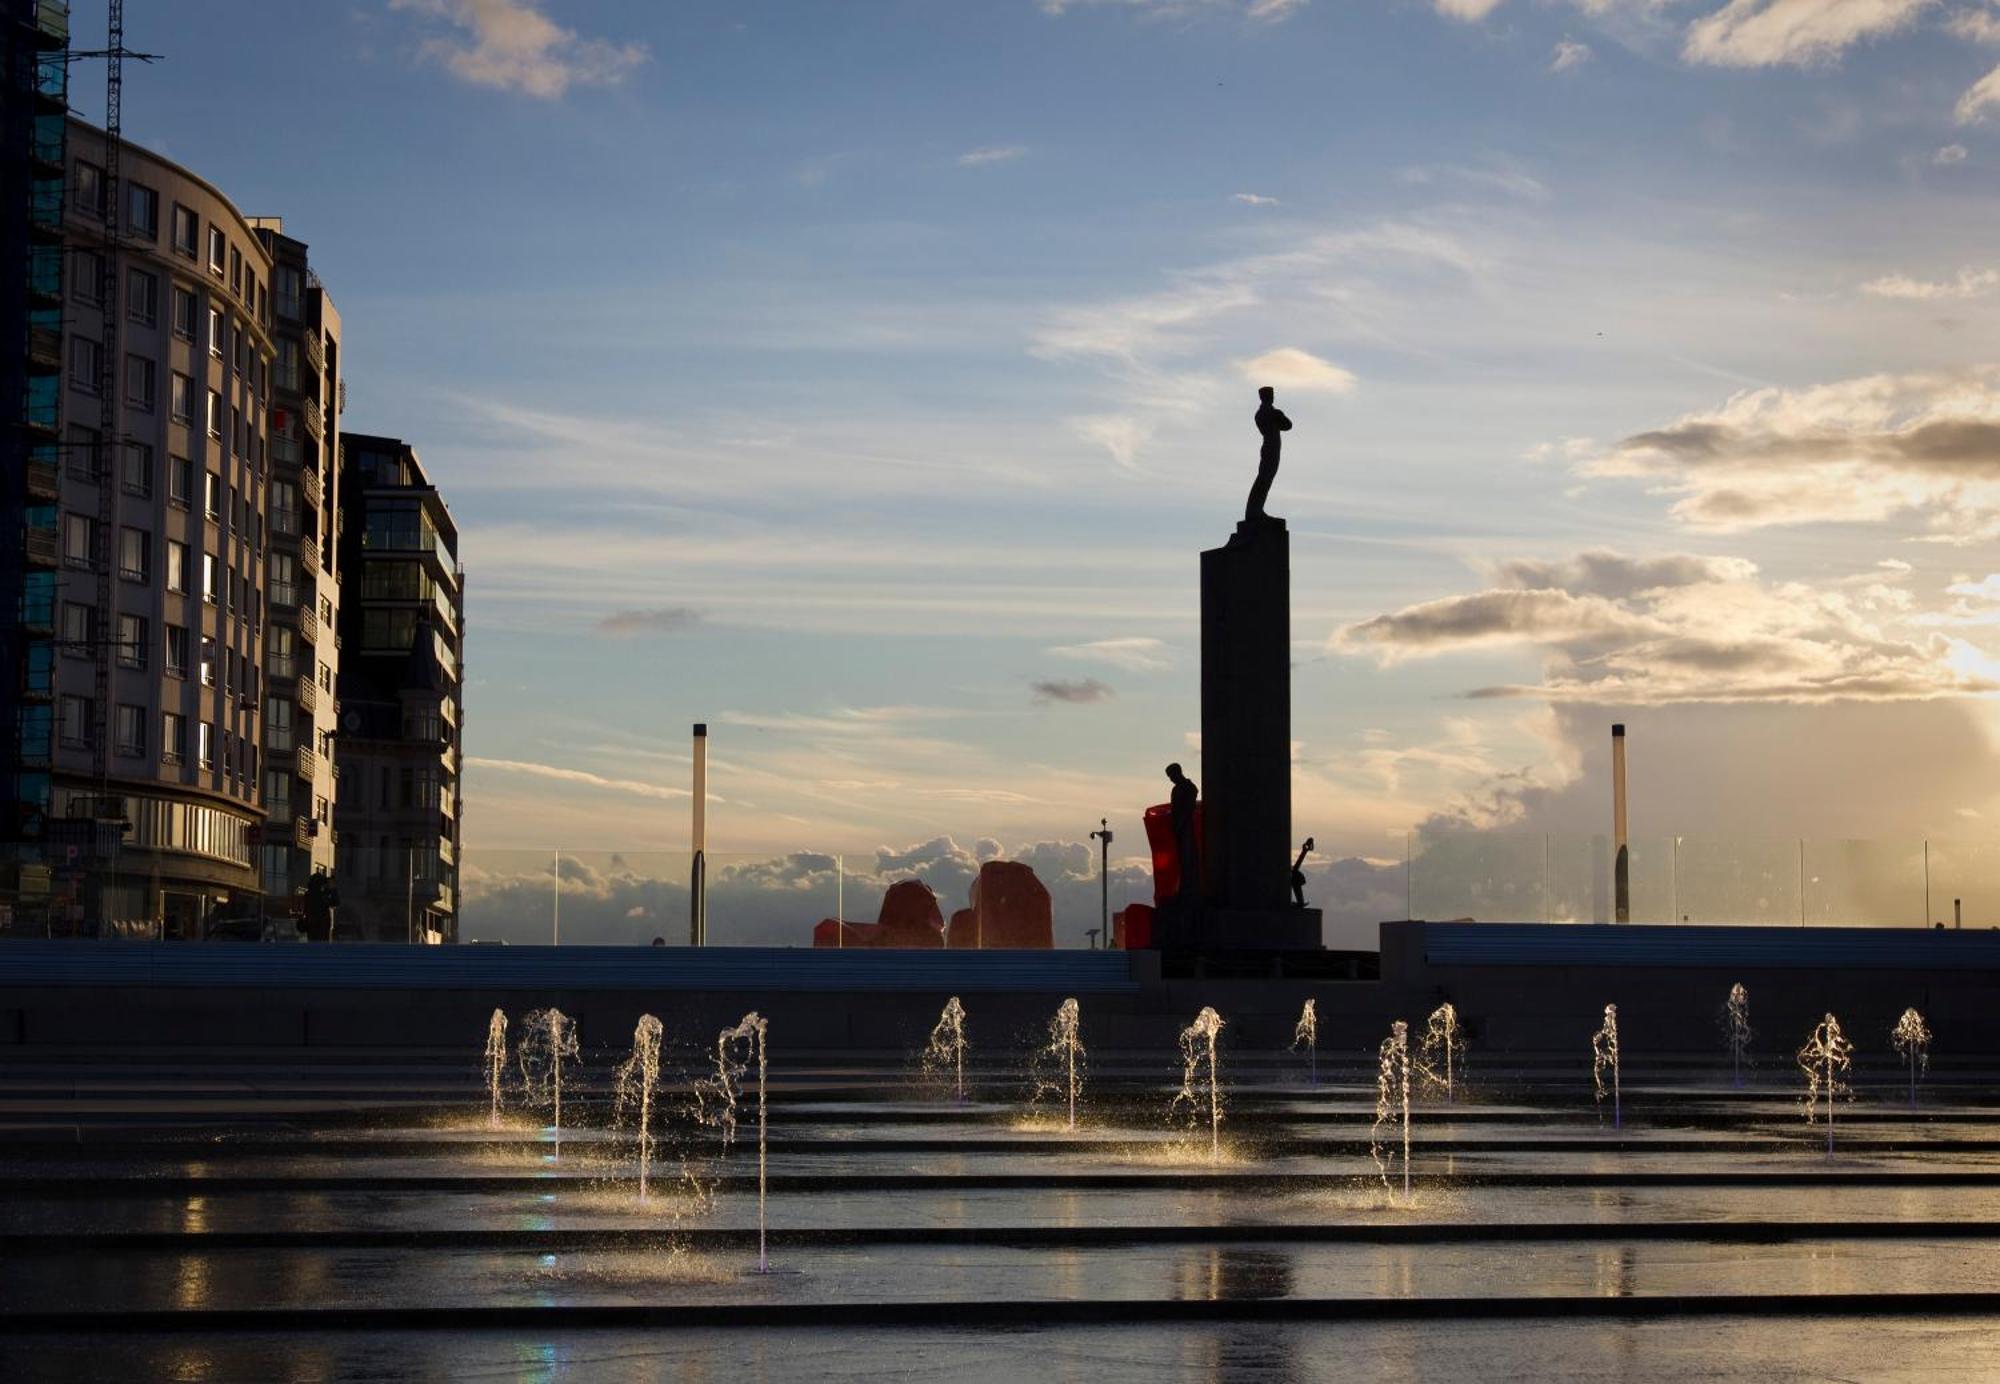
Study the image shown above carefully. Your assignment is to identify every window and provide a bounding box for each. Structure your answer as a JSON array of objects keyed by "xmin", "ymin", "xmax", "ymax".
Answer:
[
  {"xmin": 266, "ymin": 697, "xmax": 292, "ymax": 752},
  {"xmin": 126, "ymin": 268, "xmax": 158, "ymax": 325},
  {"xmin": 172, "ymin": 204, "xmax": 198, "ymax": 256},
  {"xmin": 276, "ymin": 339, "xmax": 299, "ymax": 394},
  {"xmin": 115, "ymin": 704, "xmax": 146, "ymax": 757},
  {"xmin": 118, "ymin": 527, "xmax": 149, "ymax": 582},
  {"xmin": 66, "ymin": 423, "xmax": 100, "ymax": 480},
  {"xmin": 208, "ymin": 306, "xmax": 223, "ymax": 357},
  {"xmin": 165, "ymin": 539, "xmax": 188, "ymax": 593},
  {"xmin": 229, "ymin": 246, "xmax": 242, "ymax": 294},
  {"xmin": 121, "ymin": 441, "xmax": 153, "ymax": 497},
  {"xmin": 62, "ymin": 513, "xmax": 95, "ymax": 567},
  {"xmin": 170, "ymin": 455, "xmax": 193, "ymax": 506},
  {"xmin": 165, "ymin": 624, "xmax": 189, "ymax": 677},
  {"xmin": 60, "ymin": 601, "xmax": 93, "ymax": 651},
  {"xmin": 59, "ymin": 694, "xmax": 93, "ymax": 748},
  {"xmin": 68, "ymin": 335, "xmax": 102, "ymax": 392},
  {"xmin": 162, "ymin": 711, "xmax": 186, "ymax": 763},
  {"xmin": 207, "ymin": 225, "xmax": 225, "ymax": 276},
  {"xmin": 269, "ymin": 552, "xmax": 297, "ymax": 608},
  {"xmin": 170, "ymin": 371, "xmax": 194, "ymax": 422},
  {"xmin": 225, "ymin": 648, "xmax": 239, "ymax": 695},
  {"xmin": 267, "ymin": 624, "xmax": 296, "ymax": 680},
  {"xmin": 200, "ymin": 635, "xmax": 217, "ymax": 688},
  {"xmin": 198, "ymin": 720, "xmax": 214, "ymax": 769},
  {"xmin": 204, "ymin": 470, "xmax": 221, "ymax": 519},
  {"xmin": 171, "ymin": 285, "xmax": 196, "ymax": 339},
  {"xmin": 73, "ymin": 160, "xmax": 105, "ymax": 215},
  {"xmin": 71, "ymin": 248, "xmax": 103, "ymax": 303},
  {"xmin": 206, "ymin": 388, "xmax": 223, "ymax": 438},
  {"xmin": 116, "ymin": 614, "xmax": 146, "ymax": 669},
  {"xmin": 127, "ymin": 182, "xmax": 158, "ymax": 238},
  {"xmin": 270, "ymin": 479, "xmax": 298, "ymax": 536},
  {"xmin": 265, "ymin": 770, "xmax": 291, "ymax": 813},
  {"xmin": 202, "ymin": 551, "xmax": 218, "ymax": 604},
  {"xmin": 123, "ymin": 355, "xmax": 155, "ymax": 412},
  {"xmin": 276, "ymin": 265, "xmax": 302, "ymax": 320}
]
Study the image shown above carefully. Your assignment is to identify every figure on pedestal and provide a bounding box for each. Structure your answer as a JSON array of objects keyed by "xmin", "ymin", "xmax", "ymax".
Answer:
[
  {"xmin": 1290, "ymin": 838, "xmax": 1313, "ymax": 909},
  {"xmin": 1165, "ymin": 762, "xmax": 1200, "ymax": 901},
  {"xmin": 1245, "ymin": 386, "xmax": 1292, "ymax": 525}
]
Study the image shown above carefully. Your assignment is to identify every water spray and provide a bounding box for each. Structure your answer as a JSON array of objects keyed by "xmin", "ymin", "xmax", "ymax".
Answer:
[
  {"xmin": 1890, "ymin": 1008, "xmax": 1931, "ymax": 1110},
  {"xmin": 1797, "ymin": 1012, "xmax": 1854, "ymax": 1158},
  {"xmin": 1592, "ymin": 1004, "xmax": 1621, "ymax": 1131},
  {"xmin": 1372, "ymin": 1019, "xmax": 1413, "ymax": 1201},
  {"xmin": 1722, "ymin": 984, "xmax": 1753, "ymax": 1088},
  {"xmin": 483, "ymin": 1009, "xmax": 508, "ymax": 1129},
  {"xmin": 1419, "ymin": 1002, "xmax": 1466, "ymax": 1104},
  {"xmin": 923, "ymin": 997, "xmax": 970, "ymax": 1103},
  {"xmin": 1292, "ymin": 999, "xmax": 1318, "ymax": 1087},
  {"xmin": 1172, "ymin": 1007, "xmax": 1226, "ymax": 1164},
  {"xmin": 518, "ymin": 1008, "xmax": 580, "ymax": 1160},
  {"xmin": 613, "ymin": 1014, "xmax": 665, "ymax": 1201}
]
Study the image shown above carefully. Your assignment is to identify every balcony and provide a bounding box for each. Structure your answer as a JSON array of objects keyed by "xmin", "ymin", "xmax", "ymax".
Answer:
[
  {"xmin": 293, "ymin": 816, "xmax": 315, "ymax": 850},
  {"xmin": 26, "ymin": 458, "xmax": 59, "ymax": 501},
  {"xmin": 296, "ymin": 673, "xmax": 317, "ymax": 718},
  {"xmin": 302, "ymin": 328, "xmax": 325, "ymax": 377},
  {"xmin": 300, "ymin": 395, "xmax": 322, "ymax": 439},
  {"xmin": 299, "ymin": 534, "xmax": 320, "ymax": 578},
  {"xmin": 27, "ymin": 325, "xmax": 60, "ymax": 369},
  {"xmin": 298, "ymin": 464, "xmax": 321, "ymax": 511},
  {"xmin": 24, "ymin": 527, "xmax": 59, "ymax": 567},
  {"xmin": 296, "ymin": 600, "xmax": 318, "ymax": 645},
  {"xmin": 295, "ymin": 742, "xmax": 317, "ymax": 782},
  {"xmin": 36, "ymin": 1, "xmax": 68, "ymax": 42}
]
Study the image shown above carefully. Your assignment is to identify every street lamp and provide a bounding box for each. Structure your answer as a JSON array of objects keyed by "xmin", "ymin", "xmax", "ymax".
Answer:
[{"xmin": 1088, "ymin": 818, "xmax": 1114, "ymax": 949}]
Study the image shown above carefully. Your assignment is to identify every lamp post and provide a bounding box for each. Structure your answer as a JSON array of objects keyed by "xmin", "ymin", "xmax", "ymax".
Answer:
[
  {"xmin": 1089, "ymin": 818, "xmax": 1113, "ymax": 949},
  {"xmin": 1611, "ymin": 724, "xmax": 1629, "ymax": 924},
  {"xmin": 690, "ymin": 723, "xmax": 707, "ymax": 946}
]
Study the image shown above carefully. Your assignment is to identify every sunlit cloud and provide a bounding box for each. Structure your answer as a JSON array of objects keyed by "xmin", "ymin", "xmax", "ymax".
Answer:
[
  {"xmin": 1861, "ymin": 268, "xmax": 2000, "ymax": 300},
  {"xmin": 1682, "ymin": 0, "xmax": 1933, "ymax": 69},
  {"xmin": 958, "ymin": 145, "xmax": 1027, "ymax": 166},
  {"xmin": 1550, "ymin": 39, "xmax": 1594, "ymax": 72},
  {"xmin": 1046, "ymin": 636, "xmax": 1172, "ymax": 671},
  {"xmin": 388, "ymin": 0, "xmax": 647, "ymax": 98},
  {"xmin": 596, "ymin": 607, "xmax": 701, "ymax": 636},
  {"xmin": 466, "ymin": 757, "xmax": 692, "ymax": 801}
]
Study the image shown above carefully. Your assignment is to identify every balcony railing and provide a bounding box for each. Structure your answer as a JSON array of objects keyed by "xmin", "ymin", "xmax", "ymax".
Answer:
[
  {"xmin": 295, "ymin": 742, "xmax": 317, "ymax": 782},
  {"xmin": 299, "ymin": 534, "xmax": 320, "ymax": 578},
  {"xmin": 300, "ymin": 395, "xmax": 322, "ymax": 439},
  {"xmin": 298, "ymin": 464, "xmax": 321, "ymax": 511},
  {"xmin": 296, "ymin": 673, "xmax": 317, "ymax": 718},
  {"xmin": 27, "ymin": 325, "xmax": 60, "ymax": 369},
  {"xmin": 24, "ymin": 528, "xmax": 59, "ymax": 567},
  {"xmin": 296, "ymin": 600, "xmax": 318, "ymax": 645},
  {"xmin": 302, "ymin": 328, "xmax": 325, "ymax": 376},
  {"xmin": 26, "ymin": 457, "xmax": 59, "ymax": 501}
]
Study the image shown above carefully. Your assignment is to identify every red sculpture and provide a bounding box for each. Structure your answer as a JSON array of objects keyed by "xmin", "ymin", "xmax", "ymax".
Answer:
[
  {"xmin": 811, "ymin": 878, "xmax": 945, "ymax": 948},
  {"xmin": 1142, "ymin": 801, "xmax": 1205, "ymax": 904}
]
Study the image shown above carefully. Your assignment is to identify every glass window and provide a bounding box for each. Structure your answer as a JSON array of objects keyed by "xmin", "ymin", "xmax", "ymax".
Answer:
[
  {"xmin": 116, "ymin": 614, "xmax": 146, "ymax": 669},
  {"xmin": 123, "ymin": 355, "xmax": 155, "ymax": 412},
  {"xmin": 202, "ymin": 551, "xmax": 218, "ymax": 603},
  {"xmin": 73, "ymin": 160, "xmax": 105, "ymax": 215},
  {"xmin": 118, "ymin": 526, "xmax": 149, "ymax": 582},
  {"xmin": 275, "ymin": 265, "xmax": 302, "ymax": 320},
  {"xmin": 200, "ymin": 635, "xmax": 216, "ymax": 686},
  {"xmin": 127, "ymin": 183, "xmax": 159, "ymax": 238},
  {"xmin": 207, "ymin": 225, "xmax": 225, "ymax": 275},
  {"xmin": 229, "ymin": 246, "xmax": 242, "ymax": 294},
  {"xmin": 208, "ymin": 306, "xmax": 224, "ymax": 357},
  {"xmin": 269, "ymin": 552, "xmax": 297, "ymax": 608},
  {"xmin": 70, "ymin": 248, "xmax": 103, "ymax": 303},
  {"xmin": 206, "ymin": 389, "xmax": 223, "ymax": 437},
  {"xmin": 204, "ymin": 470, "xmax": 221, "ymax": 518},
  {"xmin": 170, "ymin": 371, "xmax": 194, "ymax": 422},
  {"xmin": 163, "ymin": 711, "xmax": 186, "ymax": 762},
  {"xmin": 165, "ymin": 539, "xmax": 187, "ymax": 592},
  {"xmin": 115, "ymin": 704, "xmax": 146, "ymax": 757},
  {"xmin": 60, "ymin": 601, "xmax": 93, "ymax": 650},
  {"xmin": 59, "ymin": 694, "xmax": 93, "ymax": 748},
  {"xmin": 198, "ymin": 720, "xmax": 214, "ymax": 768},
  {"xmin": 172, "ymin": 205, "xmax": 198, "ymax": 256},
  {"xmin": 126, "ymin": 268, "xmax": 158, "ymax": 325},
  {"xmin": 66, "ymin": 423, "xmax": 100, "ymax": 479},
  {"xmin": 266, "ymin": 696, "xmax": 293, "ymax": 752},
  {"xmin": 165, "ymin": 624, "xmax": 189, "ymax": 676},
  {"xmin": 122, "ymin": 441, "xmax": 153, "ymax": 496},
  {"xmin": 171, "ymin": 286, "xmax": 196, "ymax": 339},
  {"xmin": 68, "ymin": 335, "xmax": 101, "ymax": 392},
  {"xmin": 63, "ymin": 513, "xmax": 95, "ymax": 566}
]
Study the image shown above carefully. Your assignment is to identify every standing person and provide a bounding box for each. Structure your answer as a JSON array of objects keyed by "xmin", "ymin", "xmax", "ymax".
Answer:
[
  {"xmin": 300, "ymin": 871, "xmax": 337, "ymax": 943},
  {"xmin": 1246, "ymin": 386, "xmax": 1292, "ymax": 524},
  {"xmin": 1166, "ymin": 763, "xmax": 1201, "ymax": 901}
]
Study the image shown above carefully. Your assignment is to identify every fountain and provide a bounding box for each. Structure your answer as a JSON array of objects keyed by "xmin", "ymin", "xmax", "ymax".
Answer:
[
  {"xmin": 483, "ymin": 1009, "xmax": 508, "ymax": 1129},
  {"xmin": 1371, "ymin": 1019, "xmax": 1412, "ymax": 1200},
  {"xmin": 1890, "ymin": 1008, "xmax": 1931, "ymax": 1109},
  {"xmin": 1722, "ymin": 984, "xmax": 1753, "ymax": 1088},
  {"xmin": 518, "ymin": 1008, "xmax": 581, "ymax": 1160},
  {"xmin": 1418, "ymin": 1002, "xmax": 1466, "ymax": 1104},
  {"xmin": 1591, "ymin": 1004, "xmax": 1621, "ymax": 1130},
  {"xmin": 1032, "ymin": 997, "xmax": 1086, "ymax": 1131},
  {"xmin": 700, "ymin": 1012, "xmax": 771, "ymax": 1273},
  {"xmin": 1292, "ymin": 999, "xmax": 1318, "ymax": 1086},
  {"xmin": 613, "ymin": 1014, "xmax": 665, "ymax": 1200},
  {"xmin": 922, "ymin": 997, "xmax": 970, "ymax": 1103},
  {"xmin": 1797, "ymin": 1012, "xmax": 1854, "ymax": 1157},
  {"xmin": 1172, "ymin": 1007, "xmax": 1226, "ymax": 1163}
]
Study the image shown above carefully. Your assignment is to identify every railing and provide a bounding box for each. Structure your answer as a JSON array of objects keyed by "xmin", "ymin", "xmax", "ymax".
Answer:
[
  {"xmin": 299, "ymin": 534, "xmax": 320, "ymax": 577},
  {"xmin": 23, "ymin": 528, "xmax": 59, "ymax": 566},
  {"xmin": 298, "ymin": 464, "xmax": 321, "ymax": 511},
  {"xmin": 25, "ymin": 457, "xmax": 59, "ymax": 500},
  {"xmin": 1406, "ymin": 832, "xmax": 2000, "ymax": 928},
  {"xmin": 295, "ymin": 673, "xmax": 317, "ymax": 717},
  {"xmin": 27, "ymin": 325, "xmax": 60, "ymax": 368},
  {"xmin": 302, "ymin": 328, "xmax": 325, "ymax": 377},
  {"xmin": 300, "ymin": 395, "xmax": 322, "ymax": 438},
  {"xmin": 295, "ymin": 742, "xmax": 317, "ymax": 782},
  {"xmin": 296, "ymin": 600, "xmax": 318, "ymax": 644}
]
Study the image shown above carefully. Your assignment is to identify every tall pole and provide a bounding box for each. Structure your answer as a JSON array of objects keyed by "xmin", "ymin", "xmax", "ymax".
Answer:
[
  {"xmin": 1611, "ymin": 724, "xmax": 1629, "ymax": 924},
  {"xmin": 691, "ymin": 723, "xmax": 708, "ymax": 946},
  {"xmin": 1089, "ymin": 818, "xmax": 1112, "ymax": 949},
  {"xmin": 552, "ymin": 846, "xmax": 560, "ymax": 946},
  {"xmin": 406, "ymin": 847, "xmax": 414, "ymax": 944}
]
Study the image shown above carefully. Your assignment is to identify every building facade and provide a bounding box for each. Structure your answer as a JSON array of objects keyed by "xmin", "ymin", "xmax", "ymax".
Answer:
[{"xmin": 333, "ymin": 433, "xmax": 463, "ymax": 942}]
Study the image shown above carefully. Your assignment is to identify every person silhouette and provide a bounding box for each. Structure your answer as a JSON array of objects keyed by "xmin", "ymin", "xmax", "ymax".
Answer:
[
  {"xmin": 1166, "ymin": 762, "xmax": 1200, "ymax": 901},
  {"xmin": 1290, "ymin": 837, "xmax": 1314, "ymax": 909},
  {"xmin": 1246, "ymin": 386, "xmax": 1292, "ymax": 524}
]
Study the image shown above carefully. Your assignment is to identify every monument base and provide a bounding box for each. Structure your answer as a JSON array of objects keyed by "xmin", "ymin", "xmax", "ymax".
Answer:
[{"xmin": 1153, "ymin": 899, "xmax": 1322, "ymax": 953}]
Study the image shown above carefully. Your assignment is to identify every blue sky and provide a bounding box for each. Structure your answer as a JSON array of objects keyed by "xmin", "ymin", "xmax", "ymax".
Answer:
[{"xmin": 72, "ymin": 1, "xmax": 2000, "ymax": 901}]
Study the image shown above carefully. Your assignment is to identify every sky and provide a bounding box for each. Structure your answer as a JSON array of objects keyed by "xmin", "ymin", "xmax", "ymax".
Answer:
[{"xmin": 68, "ymin": 0, "xmax": 2000, "ymax": 942}]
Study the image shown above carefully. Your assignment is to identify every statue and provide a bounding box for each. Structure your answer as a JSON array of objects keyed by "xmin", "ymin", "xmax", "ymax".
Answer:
[
  {"xmin": 1245, "ymin": 385, "xmax": 1292, "ymax": 524},
  {"xmin": 1165, "ymin": 762, "xmax": 1200, "ymax": 901},
  {"xmin": 1290, "ymin": 837, "xmax": 1313, "ymax": 909}
]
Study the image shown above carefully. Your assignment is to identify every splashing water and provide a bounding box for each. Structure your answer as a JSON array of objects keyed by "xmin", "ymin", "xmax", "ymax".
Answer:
[
  {"xmin": 1722, "ymin": 984, "xmax": 1754, "ymax": 1088},
  {"xmin": 614, "ymin": 1015, "xmax": 665, "ymax": 1201},
  {"xmin": 1591, "ymin": 1004, "xmax": 1621, "ymax": 1130},
  {"xmin": 1032, "ymin": 998, "xmax": 1086, "ymax": 1131},
  {"xmin": 1292, "ymin": 1000, "xmax": 1318, "ymax": 1087},
  {"xmin": 1372, "ymin": 1020, "xmax": 1413, "ymax": 1201},
  {"xmin": 1171, "ymin": 1007, "xmax": 1226, "ymax": 1163},
  {"xmin": 483, "ymin": 1009, "xmax": 508, "ymax": 1129},
  {"xmin": 1797, "ymin": 1012, "xmax": 1855, "ymax": 1157},
  {"xmin": 1418, "ymin": 1002, "xmax": 1466, "ymax": 1104},
  {"xmin": 518, "ymin": 1009, "xmax": 580, "ymax": 1160},
  {"xmin": 922, "ymin": 997, "xmax": 970, "ymax": 1103},
  {"xmin": 1891, "ymin": 1008, "xmax": 1931, "ymax": 1109},
  {"xmin": 699, "ymin": 1013, "xmax": 770, "ymax": 1272}
]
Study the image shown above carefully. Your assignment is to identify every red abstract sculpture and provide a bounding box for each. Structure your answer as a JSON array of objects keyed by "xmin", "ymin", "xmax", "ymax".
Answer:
[{"xmin": 1142, "ymin": 801, "xmax": 1205, "ymax": 905}]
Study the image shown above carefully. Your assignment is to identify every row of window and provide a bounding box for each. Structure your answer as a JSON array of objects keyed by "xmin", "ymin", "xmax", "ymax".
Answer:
[
  {"xmin": 67, "ymin": 332, "xmax": 268, "ymax": 460},
  {"xmin": 56, "ymin": 694, "xmax": 259, "ymax": 786},
  {"xmin": 60, "ymin": 513, "xmax": 265, "ymax": 626},
  {"xmin": 72, "ymin": 160, "xmax": 272, "ymax": 328}
]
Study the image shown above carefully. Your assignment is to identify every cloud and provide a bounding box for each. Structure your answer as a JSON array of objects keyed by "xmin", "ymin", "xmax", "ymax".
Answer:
[
  {"xmin": 1934, "ymin": 143, "xmax": 1970, "ymax": 164},
  {"xmin": 1580, "ymin": 368, "xmax": 2000, "ymax": 540},
  {"xmin": 596, "ymin": 607, "xmax": 701, "ymax": 636},
  {"xmin": 1948, "ymin": 6, "xmax": 2000, "ymax": 43},
  {"xmin": 466, "ymin": 757, "xmax": 691, "ymax": 801},
  {"xmin": 1039, "ymin": 0, "xmax": 1304, "ymax": 18},
  {"xmin": 1434, "ymin": 0, "xmax": 1506, "ymax": 19},
  {"xmin": 1232, "ymin": 192, "xmax": 1281, "ymax": 206},
  {"xmin": 1861, "ymin": 268, "xmax": 2000, "ymax": 300},
  {"xmin": 388, "ymin": 0, "xmax": 647, "ymax": 98},
  {"xmin": 1240, "ymin": 347, "xmax": 1358, "ymax": 395},
  {"xmin": 1396, "ymin": 160, "xmax": 1549, "ymax": 202},
  {"xmin": 1959, "ymin": 64, "xmax": 2000, "ymax": 122},
  {"xmin": 1550, "ymin": 39, "xmax": 1594, "ymax": 71},
  {"xmin": 958, "ymin": 145, "xmax": 1027, "ymax": 167},
  {"xmin": 1682, "ymin": 0, "xmax": 1933, "ymax": 67},
  {"xmin": 1338, "ymin": 550, "xmax": 1992, "ymax": 705},
  {"xmin": 1046, "ymin": 637, "xmax": 1171, "ymax": 672},
  {"xmin": 1031, "ymin": 677, "xmax": 1117, "ymax": 704}
]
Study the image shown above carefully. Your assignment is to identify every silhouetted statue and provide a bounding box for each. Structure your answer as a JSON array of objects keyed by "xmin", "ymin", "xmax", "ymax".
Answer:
[
  {"xmin": 1291, "ymin": 837, "xmax": 1314, "ymax": 909},
  {"xmin": 300, "ymin": 870, "xmax": 338, "ymax": 944},
  {"xmin": 1246, "ymin": 386, "xmax": 1292, "ymax": 524},
  {"xmin": 1166, "ymin": 762, "xmax": 1200, "ymax": 901}
]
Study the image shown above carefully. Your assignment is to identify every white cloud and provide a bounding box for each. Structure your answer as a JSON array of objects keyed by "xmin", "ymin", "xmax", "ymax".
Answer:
[
  {"xmin": 596, "ymin": 607, "xmax": 701, "ymax": 636},
  {"xmin": 1550, "ymin": 39, "xmax": 1595, "ymax": 71},
  {"xmin": 1240, "ymin": 346, "xmax": 1358, "ymax": 395},
  {"xmin": 388, "ymin": 0, "xmax": 647, "ymax": 98},
  {"xmin": 1233, "ymin": 192, "xmax": 1281, "ymax": 206},
  {"xmin": 466, "ymin": 757, "xmax": 692, "ymax": 801},
  {"xmin": 1435, "ymin": 0, "xmax": 1507, "ymax": 20},
  {"xmin": 958, "ymin": 145, "xmax": 1027, "ymax": 167},
  {"xmin": 1031, "ymin": 677, "xmax": 1117, "ymax": 704},
  {"xmin": 1935, "ymin": 143, "xmax": 1970, "ymax": 164},
  {"xmin": 1046, "ymin": 637, "xmax": 1172, "ymax": 671},
  {"xmin": 1683, "ymin": 0, "xmax": 1933, "ymax": 68},
  {"xmin": 1039, "ymin": 0, "xmax": 1304, "ymax": 17},
  {"xmin": 1861, "ymin": 268, "xmax": 2000, "ymax": 300},
  {"xmin": 1948, "ymin": 6, "xmax": 2000, "ymax": 43},
  {"xmin": 1958, "ymin": 63, "xmax": 2000, "ymax": 122}
]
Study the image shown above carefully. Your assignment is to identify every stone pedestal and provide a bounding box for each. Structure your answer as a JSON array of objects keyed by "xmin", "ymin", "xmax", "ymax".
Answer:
[{"xmin": 1193, "ymin": 517, "xmax": 1322, "ymax": 951}]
